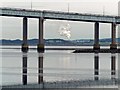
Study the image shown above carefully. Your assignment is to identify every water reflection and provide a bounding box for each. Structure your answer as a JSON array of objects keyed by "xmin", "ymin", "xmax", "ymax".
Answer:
[
  {"xmin": 38, "ymin": 53, "xmax": 43, "ymax": 84},
  {"xmin": 94, "ymin": 53, "xmax": 99, "ymax": 81},
  {"xmin": 60, "ymin": 56, "xmax": 71, "ymax": 69},
  {"xmin": 22, "ymin": 53, "xmax": 44, "ymax": 85},
  {"xmin": 111, "ymin": 53, "xmax": 116, "ymax": 80},
  {"xmin": 22, "ymin": 53, "xmax": 27, "ymax": 85},
  {"xmin": 94, "ymin": 53, "xmax": 117, "ymax": 81},
  {"xmin": 21, "ymin": 52, "xmax": 117, "ymax": 86}
]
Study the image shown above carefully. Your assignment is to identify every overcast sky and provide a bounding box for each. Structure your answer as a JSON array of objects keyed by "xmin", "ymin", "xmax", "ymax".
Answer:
[{"xmin": 1, "ymin": 0, "xmax": 120, "ymax": 40}]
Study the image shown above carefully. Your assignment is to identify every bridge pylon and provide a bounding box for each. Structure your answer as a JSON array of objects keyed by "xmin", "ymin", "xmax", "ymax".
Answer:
[
  {"xmin": 37, "ymin": 17, "xmax": 44, "ymax": 53},
  {"xmin": 94, "ymin": 22, "xmax": 100, "ymax": 51},
  {"xmin": 22, "ymin": 17, "xmax": 29, "ymax": 53},
  {"xmin": 110, "ymin": 23, "xmax": 117, "ymax": 50}
]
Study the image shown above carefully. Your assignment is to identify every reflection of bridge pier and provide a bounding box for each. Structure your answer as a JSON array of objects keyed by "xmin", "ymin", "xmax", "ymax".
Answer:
[
  {"xmin": 22, "ymin": 53, "xmax": 44, "ymax": 85},
  {"xmin": 93, "ymin": 53, "xmax": 117, "ymax": 81},
  {"xmin": 94, "ymin": 53, "xmax": 99, "ymax": 80},
  {"xmin": 38, "ymin": 53, "xmax": 43, "ymax": 84},
  {"xmin": 111, "ymin": 53, "xmax": 116, "ymax": 79},
  {"xmin": 22, "ymin": 53, "xmax": 28, "ymax": 85}
]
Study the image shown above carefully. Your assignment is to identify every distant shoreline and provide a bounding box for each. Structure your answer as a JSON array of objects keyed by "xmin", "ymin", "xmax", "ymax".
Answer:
[
  {"xmin": 0, "ymin": 45, "xmax": 112, "ymax": 46},
  {"xmin": 0, "ymin": 46, "xmax": 91, "ymax": 50},
  {"xmin": 1, "ymin": 38, "xmax": 119, "ymax": 46}
]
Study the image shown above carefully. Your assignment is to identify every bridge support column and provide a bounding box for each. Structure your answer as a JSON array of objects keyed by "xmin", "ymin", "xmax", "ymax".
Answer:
[
  {"xmin": 37, "ymin": 17, "xmax": 44, "ymax": 53},
  {"xmin": 94, "ymin": 53, "xmax": 99, "ymax": 80},
  {"xmin": 94, "ymin": 22, "xmax": 100, "ymax": 51},
  {"xmin": 110, "ymin": 23, "xmax": 117, "ymax": 50},
  {"xmin": 38, "ymin": 53, "xmax": 43, "ymax": 84},
  {"xmin": 22, "ymin": 53, "xmax": 27, "ymax": 85},
  {"xmin": 22, "ymin": 17, "xmax": 28, "ymax": 53}
]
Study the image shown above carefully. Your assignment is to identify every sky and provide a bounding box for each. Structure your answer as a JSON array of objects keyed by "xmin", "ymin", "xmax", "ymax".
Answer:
[{"xmin": 0, "ymin": 0, "xmax": 120, "ymax": 40}]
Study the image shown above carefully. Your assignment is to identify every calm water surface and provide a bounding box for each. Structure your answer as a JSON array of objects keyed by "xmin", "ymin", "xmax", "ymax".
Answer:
[{"xmin": 0, "ymin": 46, "xmax": 118, "ymax": 86}]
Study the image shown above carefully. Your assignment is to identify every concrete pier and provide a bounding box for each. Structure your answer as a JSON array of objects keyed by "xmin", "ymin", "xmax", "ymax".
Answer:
[
  {"xmin": 38, "ymin": 53, "xmax": 43, "ymax": 84},
  {"xmin": 110, "ymin": 23, "xmax": 117, "ymax": 50},
  {"xmin": 94, "ymin": 53, "xmax": 99, "ymax": 80},
  {"xmin": 22, "ymin": 53, "xmax": 27, "ymax": 85},
  {"xmin": 22, "ymin": 17, "xmax": 28, "ymax": 52},
  {"xmin": 94, "ymin": 22, "xmax": 100, "ymax": 51},
  {"xmin": 37, "ymin": 17, "xmax": 44, "ymax": 53}
]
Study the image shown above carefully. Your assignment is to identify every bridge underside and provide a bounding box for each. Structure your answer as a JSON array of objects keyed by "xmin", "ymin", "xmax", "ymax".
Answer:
[{"xmin": 0, "ymin": 8, "xmax": 120, "ymax": 23}]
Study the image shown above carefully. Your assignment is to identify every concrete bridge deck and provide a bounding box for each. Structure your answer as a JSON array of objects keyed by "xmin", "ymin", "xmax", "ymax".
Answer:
[{"xmin": 0, "ymin": 7, "xmax": 120, "ymax": 23}]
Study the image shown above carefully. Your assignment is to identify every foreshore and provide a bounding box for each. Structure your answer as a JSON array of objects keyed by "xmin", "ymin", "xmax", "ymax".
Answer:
[{"xmin": 1, "ymin": 79, "xmax": 118, "ymax": 90}]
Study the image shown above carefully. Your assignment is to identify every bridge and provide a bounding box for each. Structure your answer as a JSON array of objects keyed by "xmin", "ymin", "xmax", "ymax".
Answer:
[
  {"xmin": 0, "ymin": 7, "xmax": 120, "ymax": 23},
  {"xmin": 0, "ymin": 7, "xmax": 120, "ymax": 52},
  {"xmin": 1, "ymin": 7, "xmax": 119, "ymax": 89}
]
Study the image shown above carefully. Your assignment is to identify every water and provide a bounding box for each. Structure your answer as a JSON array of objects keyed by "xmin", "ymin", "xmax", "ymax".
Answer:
[{"xmin": 0, "ymin": 46, "xmax": 118, "ymax": 88}]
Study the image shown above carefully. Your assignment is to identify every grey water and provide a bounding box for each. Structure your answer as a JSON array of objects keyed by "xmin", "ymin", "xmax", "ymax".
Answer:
[{"xmin": 0, "ymin": 46, "xmax": 119, "ymax": 88}]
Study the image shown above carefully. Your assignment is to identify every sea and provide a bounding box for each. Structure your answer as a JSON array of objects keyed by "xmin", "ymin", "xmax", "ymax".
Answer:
[{"xmin": 0, "ymin": 46, "xmax": 119, "ymax": 88}]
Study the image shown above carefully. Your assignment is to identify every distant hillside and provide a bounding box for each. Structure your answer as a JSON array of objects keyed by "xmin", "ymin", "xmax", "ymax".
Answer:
[
  {"xmin": 0, "ymin": 38, "xmax": 120, "ymax": 46},
  {"xmin": 1, "ymin": 39, "xmax": 75, "ymax": 46}
]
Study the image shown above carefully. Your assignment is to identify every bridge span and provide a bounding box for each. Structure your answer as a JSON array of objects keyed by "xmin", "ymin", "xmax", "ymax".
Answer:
[
  {"xmin": 0, "ymin": 7, "xmax": 120, "ymax": 23},
  {"xmin": 0, "ymin": 7, "xmax": 120, "ymax": 52}
]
